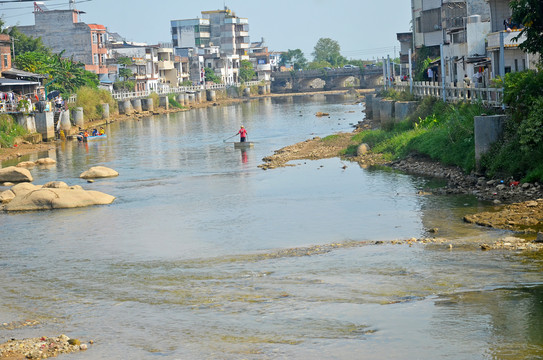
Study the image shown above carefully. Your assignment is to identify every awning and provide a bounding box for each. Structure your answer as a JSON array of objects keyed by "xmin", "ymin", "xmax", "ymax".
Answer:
[
  {"xmin": 0, "ymin": 78, "xmax": 40, "ymax": 86},
  {"xmin": 2, "ymin": 68, "xmax": 46, "ymax": 79}
]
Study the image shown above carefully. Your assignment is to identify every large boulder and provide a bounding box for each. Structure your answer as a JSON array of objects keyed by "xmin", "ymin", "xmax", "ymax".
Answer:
[
  {"xmin": 80, "ymin": 166, "xmax": 119, "ymax": 179},
  {"xmin": 0, "ymin": 184, "xmax": 115, "ymax": 211},
  {"xmin": 0, "ymin": 166, "xmax": 33, "ymax": 183},
  {"xmin": 10, "ymin": 182, "xmax": 41, "ymax": 196}
]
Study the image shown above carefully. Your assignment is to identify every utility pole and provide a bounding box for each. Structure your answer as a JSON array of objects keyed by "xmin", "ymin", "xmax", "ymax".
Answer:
[{"xmin": 11, "ymin": 37, "xmax": 15, "ymax": 62}]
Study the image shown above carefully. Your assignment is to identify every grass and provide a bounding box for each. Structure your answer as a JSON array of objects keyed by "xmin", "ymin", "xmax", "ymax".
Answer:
[
  {"xmin": 168, "ymin": 94, "xmax": 184, "ymax": 109},
  {"xmin": 349, "ymin": 99, "xmax": 492, "ymax": 174},
  {"xmin": 75, "ymin": 87, "xmax": 118, "ymax": 121},
  {"xmin": 0, "ymin": 114, "xmax": 27, "ymax": 148}
]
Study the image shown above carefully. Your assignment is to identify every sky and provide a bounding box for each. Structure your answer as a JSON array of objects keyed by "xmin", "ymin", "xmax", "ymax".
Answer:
[{"xmin": 0, "ymin": 0, "xmax": 412, "ymax": 61}]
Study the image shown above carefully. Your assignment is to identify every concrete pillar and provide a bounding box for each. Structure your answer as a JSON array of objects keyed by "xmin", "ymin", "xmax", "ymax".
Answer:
[
  {"xmin": 15, "ymin": 114, "xmax": 36, "ymax": 133},
  {"xmin": 206, "ymin": 90, "xmax": 216, "ymax": 102},
  {"xmin": 35, "ymin": 112, "xmax": 55, "ymax": 142},
  {"xmin": 131, "ymin": 98, "xmax": 142, "ymax": 112},
  {"xmin": 72, "ymin": 107, "xmax": 84, "ymax": 127},
  {"xmin": 187, "ymin": 94, "xmax": 195, "ymax": 105},
  {"xmin": 365, "ymin": 94, "xmax": 374, "ymax": 119},
  {"xmin": 379, "ymin": 99, "xmax": 395, "ymax": 127},
  {"xmin": 118, "ymin": 100, "xmax": 133, "ymax": 115},
  {"xmin": 394, "ymin": 101, "xmax": 418, "ymax": 122},
  {"xmin": 180, "ymin": 94, "xmax": 185, "ymax": 106},
  {"xmin": 266, "ymin": 84, "xmax": 271, "ymax": 94},
  {"xmin": 59, "ymin": 110, "xmax": 71, "ymax": 131},
  {"xmin": 101, "ymin": 103, "xmax": 110, "ymax": 119},
  {"xmin": 200, "ymin": 90, "xmax": 206, "ymax": 102},
  {"xmin": 474, "ymin": 115, "xmax": 506, "ymax": 169},
  {"xmin": 372, "ymin": 97, "xmax": 382, "ymax": 121},
  {"xmin": 195, "ymin": 91, "xmax": 202, "ymax": 103},
  {"xmin": 159, "ymin": 96, "xmax": 169, "ymax": 110},
  {"xmin": 142, "ymin": 98, "xmax": 154, "ymax": 112}
]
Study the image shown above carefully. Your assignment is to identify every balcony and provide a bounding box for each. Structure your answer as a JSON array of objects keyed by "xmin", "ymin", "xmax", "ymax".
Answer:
[
  {"xmin": 487, "ymin": 29, "xmax": 526, "ymax": 50},
  {"xmin": 257, "ymin": 64, "xmax": 271, "ymax": 72},
  {"xmin": 158, "ymin": 60, "xmax": 174, "ymax": 70}
]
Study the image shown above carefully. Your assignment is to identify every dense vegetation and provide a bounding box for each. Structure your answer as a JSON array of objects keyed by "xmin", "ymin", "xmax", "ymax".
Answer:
[
  {"xmin": 0, "ymin": 115, "xmax": 27, "ymax": 148},
  {"xmin": 346, "ymin": 96, "xmax": 487, "ymax": 174},
  {"xmin": 347, "ymin": 67, "xmax": 543, "ymax": 182},
  {"xmin": 75, "ymin": 87, "xmax": 117, "ymax": 121}
]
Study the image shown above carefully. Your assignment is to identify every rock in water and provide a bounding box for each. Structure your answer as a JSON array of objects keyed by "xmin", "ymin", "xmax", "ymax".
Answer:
[
  {"xmin": 0, "ymin": 166, "xmax": 33, "ymax": 183},
  {"xmin": 1, "ymin": 184, "xmax": 115, "ymax": 211},
  {"xmin": 80, "ymin": 166, "xmax": 119, "ymax": 179},
  {"xmin": 35, "ymin": 157, "xmax": 56, "ymax": 165}
]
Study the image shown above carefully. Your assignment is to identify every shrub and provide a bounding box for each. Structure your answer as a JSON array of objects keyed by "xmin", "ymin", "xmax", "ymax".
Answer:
[
  {"xmin": 0, "ymin": 115, "xmax": 27, "ymax": 148},
  {"xmin": 76, "ymin": 87, "xmax": 117, "ymax": 121}
]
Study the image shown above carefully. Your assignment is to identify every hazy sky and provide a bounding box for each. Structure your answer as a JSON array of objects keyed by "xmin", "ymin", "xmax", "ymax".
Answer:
[{"xmin": 1, "ymin": 0, "xmax": 412, "ymax": 61}]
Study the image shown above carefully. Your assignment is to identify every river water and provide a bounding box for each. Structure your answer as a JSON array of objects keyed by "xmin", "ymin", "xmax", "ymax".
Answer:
[{"xmin": 1, "ymin": 95, "xmax": 543, "ymax": 359}]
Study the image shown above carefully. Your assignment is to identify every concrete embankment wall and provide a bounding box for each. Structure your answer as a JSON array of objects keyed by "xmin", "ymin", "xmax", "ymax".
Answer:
[{"xmin": 474, "ymin": 115, "xmax": 506, "ymax": 169}]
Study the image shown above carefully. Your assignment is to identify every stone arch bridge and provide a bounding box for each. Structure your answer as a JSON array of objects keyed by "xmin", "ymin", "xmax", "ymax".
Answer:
[{"xmin": 271, "ymin": 68, "xmax": 382, "ymax": 92}]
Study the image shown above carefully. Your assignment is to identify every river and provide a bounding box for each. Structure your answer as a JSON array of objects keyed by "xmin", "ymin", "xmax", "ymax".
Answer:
[{"xmin": 1, "ymin": 94, "xmax": 543, "ymax": 359}]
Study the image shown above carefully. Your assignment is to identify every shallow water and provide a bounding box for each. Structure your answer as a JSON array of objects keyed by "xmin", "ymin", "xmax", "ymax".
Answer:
[{"xmin": 1, "ymin": 95, "xmax": 543, "ymax": 359}]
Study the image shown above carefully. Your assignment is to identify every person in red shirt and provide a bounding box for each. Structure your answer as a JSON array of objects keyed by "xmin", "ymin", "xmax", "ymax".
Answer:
[{"xmin": 237, "ymin": 125, "xmax": 248, "ymax": 142}]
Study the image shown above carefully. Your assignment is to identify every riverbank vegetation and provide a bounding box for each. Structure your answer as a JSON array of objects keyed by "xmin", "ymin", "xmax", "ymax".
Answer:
[
  {"xmin": 0, "ymin": 115, "xmax": 27, "ymax": 148},
  {"xmin": 345, "ymin": 96, "xmax": 486, "ymax": 173},
  {"xmin": 74, "ymin": 87, "xmax": 117, "ymax": 121},
  {"xmin": 347, "ymin": 67, "xmax": 543, "ymax": 182}
]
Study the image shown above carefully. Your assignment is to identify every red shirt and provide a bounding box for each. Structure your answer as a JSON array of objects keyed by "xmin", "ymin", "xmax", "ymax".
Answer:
[{"xmin": 238, "ymin": 128, "xmax": 247, "ymax": 137}]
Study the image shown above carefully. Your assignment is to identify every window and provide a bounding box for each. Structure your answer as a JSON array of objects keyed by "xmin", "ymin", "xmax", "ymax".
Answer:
[
  {"xmin": 100, "ymin": 54, "xmax": 106, "ymax": 65},
  {"xmin": 3, "ymin": 54, "xmax": 8, "ymax": 68},
  {"xmin": 94, "ymin": 54, "xmax": 99, "ymax": 65},
  {"xmin": 92, "ymin": 32, "xmax": 97, "ymax": 44},
  {"xmin": 514, "ymin": 59, "xmax": 518, "ymax": 72}
]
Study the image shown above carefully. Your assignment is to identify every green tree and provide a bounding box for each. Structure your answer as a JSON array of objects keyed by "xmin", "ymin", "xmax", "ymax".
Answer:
[
  {"xmin": 204, "ymin": 67, "xmax": 221, "ymax": 84},
  {"xmin": 118, "ymin": 67, "xmax": 132, "ymax": 81},
  {"xmin": 510, "ymin": 0, "xmax": 543, "ymax": 58},
  {"xmin": 239, "ymin": 60, "xmax": 255, "ymax": 82},
  {"xmin": 312, "ymin": 38, "xmax": 346, "ymax": 67},
  {"xmin": 279, "ymin": 49, "xmax": 307, "ymax": 70},
  {"xmin": 8, "ymin": 27, "xmax": 50, "ymax": 56},
  {"xmin": 307, "ymin": 60, "xmax": 332, "ymax": 70},
  {"xmin": 15, "ymin": 51, "xmax": 98, "ymax": 96}
]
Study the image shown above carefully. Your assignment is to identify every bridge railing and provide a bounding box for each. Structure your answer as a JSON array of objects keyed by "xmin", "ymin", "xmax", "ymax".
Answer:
[
  {"xmin": 110, "ymin": 81, "xmax": 263, "ymax": 101},
  {"xmin": 392, "ymin": 81, "xmax": 503, "ymax": 107}
]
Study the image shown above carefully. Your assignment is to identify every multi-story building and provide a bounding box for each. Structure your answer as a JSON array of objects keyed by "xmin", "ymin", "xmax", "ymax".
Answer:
[
  {"xmin": 201, "ymin": 8, "xmax": 250, "ymax": 59},
  {"xmin": 171, "ymin": 7, "xmax": 250, "ymax": 70},
  {"xmin": 171, "ymin": 18, "xmax": 210, "ymax": 56},
  {"xmin": 412, "ymin": 0, "xmax": 443, "ymax": 57},
  {"xmin": 484, "ymin": 0, "xmax": 539, "ymax": 77},
  {"xmin": 410, "ymin": 0, "xmax": 538, "ymax": 85},
  {"xmin": 171, "ymin": 7, "xmax": 251, "ymax": 85},
  {"xmin": 109, "ymin": 43, "xmax": 160, "ymax": 92},
  {"xmin": 249, "ymin": 38, "xmax": 271, "ymax": 81},
  {"xmin": 396, "ymin": 32, "xmax": 413, "ymax": 77},
  {"xmin": 15, "ymin": 2, "xmax": 108, "ymax": 78},
  {"xmin": 0, "ymin": 34, "xmax": 11, "ymax": 72}
]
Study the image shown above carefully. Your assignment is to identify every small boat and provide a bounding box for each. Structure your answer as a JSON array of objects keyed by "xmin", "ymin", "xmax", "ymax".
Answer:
[
  {"xmin": 78, "ymin": 134, "xmax": 107, "ymax": 142},
  {"xmin": 234, "ymin": 142, "xmax": 254, "ymax": 149}
]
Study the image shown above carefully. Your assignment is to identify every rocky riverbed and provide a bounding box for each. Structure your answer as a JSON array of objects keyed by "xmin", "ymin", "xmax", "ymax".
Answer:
[{"xmin": 0, "ymin": 333, "xmax": 91, "ymax": 359}]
